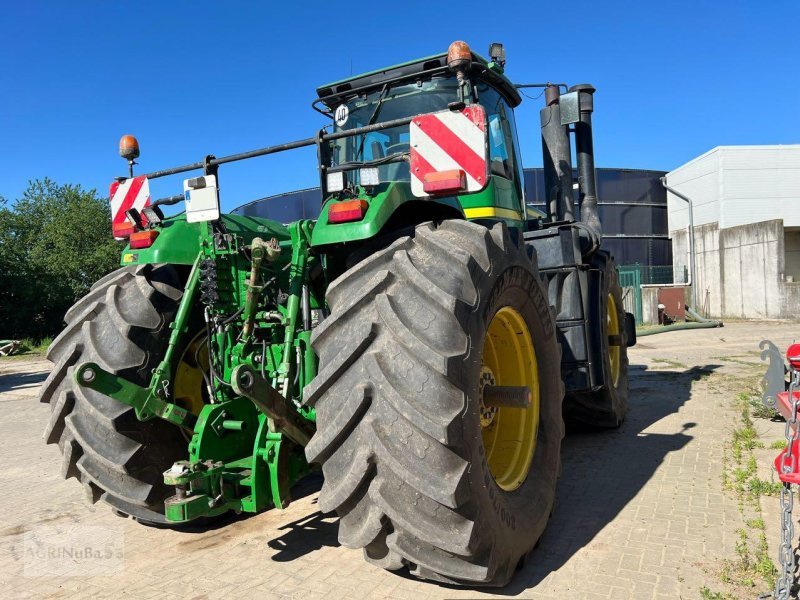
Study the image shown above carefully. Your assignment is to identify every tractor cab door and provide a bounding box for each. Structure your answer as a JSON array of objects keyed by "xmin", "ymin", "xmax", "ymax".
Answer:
[{"xmin": 477, "ymin": 83, "xmax": 527, "ymax": 224}]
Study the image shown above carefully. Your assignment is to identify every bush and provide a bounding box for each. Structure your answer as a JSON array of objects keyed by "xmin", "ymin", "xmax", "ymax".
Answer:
[{"xmin": 0, "ymin": 179, "xmax": 122, "ymax": 340}]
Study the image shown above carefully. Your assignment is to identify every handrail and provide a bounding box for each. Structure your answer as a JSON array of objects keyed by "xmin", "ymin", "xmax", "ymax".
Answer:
[{"xmin": 135, "ymin": 116, "xmax": 415, "ymax": 182}]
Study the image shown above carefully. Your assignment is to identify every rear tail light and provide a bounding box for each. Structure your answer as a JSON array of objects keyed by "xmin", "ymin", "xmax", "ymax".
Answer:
[
  {"xmin": 113, "ymin": 223, "xmax": 136, "ymax": 238},
  {"xmin": 423, "ymin": 169, "xmax": 466, "ymax": 195},
  {"xmin": 129, "ymin": 230, "xmax": 159, "ymax": 249},
  {"xmin": 328, "ymin": 199, "xmax": 368, "ymax": 224}
]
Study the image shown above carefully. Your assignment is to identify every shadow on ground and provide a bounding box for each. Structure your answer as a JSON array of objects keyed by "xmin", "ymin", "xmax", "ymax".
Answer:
[
  {"xmin": 266, "ymin": 510, "xmax": 340, "ymax": 561},
  {"xmin": 491, "ymin": 363, "xmax": 721, "ymax": 595},
  {"xmin": 0, "ymin": 370, "xmax": 48, "ymax": 394},
  {"xmin": 265, "ymin": 472, "xmax": 340, "ymax": 561}
]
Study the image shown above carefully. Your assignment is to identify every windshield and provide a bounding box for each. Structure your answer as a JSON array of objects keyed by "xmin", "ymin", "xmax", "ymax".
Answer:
[{"xmin": 328, "ymin": 76, "xmax": 459, "ymax": 186}]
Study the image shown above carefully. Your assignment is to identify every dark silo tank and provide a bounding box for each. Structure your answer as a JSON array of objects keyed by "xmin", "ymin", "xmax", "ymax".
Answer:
[{"xmin": 233, "ymin": 168, "xmax": 671, "ymax": 269}]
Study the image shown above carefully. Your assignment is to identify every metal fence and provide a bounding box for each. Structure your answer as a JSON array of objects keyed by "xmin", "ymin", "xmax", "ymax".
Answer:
[
  {"xmin": 616, "ymin": 263, "xmax": 688, "ymax": 325},
  {"xmin": 619, "ymin": 263, "xmax": 686, "ymax": 285},
  {"xmin": 618, "ymin": 266, "xmax": 642, "ymax": 324}
]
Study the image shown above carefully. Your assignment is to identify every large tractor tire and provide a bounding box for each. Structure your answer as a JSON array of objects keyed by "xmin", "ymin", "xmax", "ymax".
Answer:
[
  {"xmin": 303, "ymin": 220, "xmax": 564, "ymax": 586},
  {"xmin": 563, "ymin": 250, "xmax": 629, "ymax": 428},
  {"xmin": 38, "ymin": 264, "xmax": 190, "ymax": 524}
]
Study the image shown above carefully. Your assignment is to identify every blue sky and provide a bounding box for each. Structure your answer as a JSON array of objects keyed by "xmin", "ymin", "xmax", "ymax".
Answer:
[{"xmin": 1, "ymin": 1, "xmax": 797, "ymax": 212}]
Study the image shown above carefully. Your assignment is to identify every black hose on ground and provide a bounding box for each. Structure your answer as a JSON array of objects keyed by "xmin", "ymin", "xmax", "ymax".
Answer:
[
  {"xmin": 685, "ymin": 306, "xmax": 723, "ymax": 326},
  {"xmin": 637, "ymin": 305, "xmax": 723, "ymax": 337}
]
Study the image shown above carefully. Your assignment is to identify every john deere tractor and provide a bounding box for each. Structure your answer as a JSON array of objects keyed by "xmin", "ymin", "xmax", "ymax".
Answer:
[{"xmin": 39, "ymin": 41, "xmax": 634, "ymax": 586}]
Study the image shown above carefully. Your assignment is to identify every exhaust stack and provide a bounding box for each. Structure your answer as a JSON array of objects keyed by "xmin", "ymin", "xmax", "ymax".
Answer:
[
  {"xmin": 539, "ymin": 85, "xmax": 574, "ymax": 222},
  {"xmin": 570, "ymin": 84, "xmax": 602, "ymax": 252}
]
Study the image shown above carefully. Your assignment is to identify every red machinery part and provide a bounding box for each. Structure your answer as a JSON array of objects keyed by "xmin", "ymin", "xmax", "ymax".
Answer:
[
  {"xmin": 775, "ymin": 443, "xmax": 800, "ymax": 485},
  {"xmin": 787, "ymin": 343, "xmax": 800, "ymax": 369},
  {"xmin": 774, "ymin": 390, "xmax": 798, "ymax": 424},
  {"xmin": 773, "ymin": 346, "xmax": 800, "ymax": 483}
]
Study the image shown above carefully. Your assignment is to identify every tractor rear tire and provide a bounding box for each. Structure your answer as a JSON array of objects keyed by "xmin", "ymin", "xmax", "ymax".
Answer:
[
  {"xmin": 563, "ymin": 251, "xmax": 630, "ymax": 428},
  {"xmin": 303, "ymin": 220, "xmax": 564, "ymax": 586},
  {"xmin": 38, "ymin": 264, "xmax": 188, "ymax": 524}
]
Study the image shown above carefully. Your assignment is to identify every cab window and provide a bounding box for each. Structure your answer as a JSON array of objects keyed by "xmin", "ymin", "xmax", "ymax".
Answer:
[
  {"xmin": 330, "ymin": 77, "xmax": 458, "ymax": 185},
  {"xmin": 478, "ymin": 84, "xmax": 525, "ymax": 200}
]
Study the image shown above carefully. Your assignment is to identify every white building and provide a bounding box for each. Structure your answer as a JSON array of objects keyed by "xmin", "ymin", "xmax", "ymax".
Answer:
[{"xmin": 665, "ymin": 145, "xmax": 800, "ymax": 319}]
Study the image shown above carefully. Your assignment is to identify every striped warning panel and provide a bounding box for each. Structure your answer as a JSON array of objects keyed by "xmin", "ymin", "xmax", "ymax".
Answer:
[
  {"xmin": 409, "ymin": 105, "xmax": 487, "ymax": 197},
  {"xmin": 109, "ymin": 176, "xmax": 150, "ymax": 239}
]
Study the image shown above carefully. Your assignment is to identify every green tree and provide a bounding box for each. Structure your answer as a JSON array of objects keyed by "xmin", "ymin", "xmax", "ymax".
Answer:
[{"xmin": 0, "ymin": 179, "xmax": 122, "ymax": 339}]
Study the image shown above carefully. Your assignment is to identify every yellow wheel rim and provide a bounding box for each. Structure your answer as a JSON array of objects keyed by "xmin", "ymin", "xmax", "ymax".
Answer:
[
  {"xmin": 173, "ymin": 332, "xmax": 210, "ymax": 417},
  {"xmin": 607, "ymin": 293, "xmax": 621, "ymax": 387},
  {"xmin": 480, "ymin": 306, "xmax": 540, "ymax": 492}
]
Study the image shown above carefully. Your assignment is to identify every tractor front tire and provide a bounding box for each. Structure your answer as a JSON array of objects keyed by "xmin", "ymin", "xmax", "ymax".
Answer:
[
  {"xmin": 38, "ymin": 264, "xmax": 188, "ymax": 524},
  {"xmin": 563, "ymin": 250, "xmax": 630, "ymax": 428},
  {"xmin": 304, "ymin": 220, "xmax": 564, "ymax": 586}
]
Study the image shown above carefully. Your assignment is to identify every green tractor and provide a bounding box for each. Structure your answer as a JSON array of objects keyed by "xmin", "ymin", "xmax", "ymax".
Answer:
[{"xmin": 39, "ymin": 41, "xmax": 634, "ymax": 586}]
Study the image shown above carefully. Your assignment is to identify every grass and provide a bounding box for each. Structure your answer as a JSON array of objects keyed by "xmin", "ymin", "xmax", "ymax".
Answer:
[
  {"xmin": 718, "ymin": 383, "xmax": 778, "ymax": 592},
  {"xmin": 699, "ymin": 585, "xmax": 730, "ymax": 599},
  {"xmin": 746, "ymin": 391, "xmax": 779, "ymax": 421},
  {"xmin": 719, "ymin": 527, "xmax": 776, "ymax": 590},
  {"xmin": 747, "ymin": 478, "xmax": 783, "ymax": 497},
  {"xmin": 713, "ymin": 355, "xmax": 765, "ymax": 369},
  {"xmin": 746, "ymin": 517, "xmax": 765, "ymax": 530},
  {"xmin": 651, "ymin": 357, "xmax": 688, "ymax": 369}
]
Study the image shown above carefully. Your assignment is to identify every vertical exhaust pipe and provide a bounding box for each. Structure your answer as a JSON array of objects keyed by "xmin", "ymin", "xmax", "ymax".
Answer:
[
  {"xmin": 539, "ymin": 84, "xmax": 574, "ymax": 222},
  {"xmin": 570, "ymin": 84, "xmax": 602, "ymax": 251}
]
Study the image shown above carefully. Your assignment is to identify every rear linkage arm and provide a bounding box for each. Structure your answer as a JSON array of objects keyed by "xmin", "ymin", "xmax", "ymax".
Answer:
[{"xmin": 74, "ymin": 254, "xmax": 204, "ymax": 429}]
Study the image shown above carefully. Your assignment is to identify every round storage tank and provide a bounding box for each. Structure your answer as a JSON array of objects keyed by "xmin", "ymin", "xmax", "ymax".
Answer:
[
  {"xmin": 234, "ymin": 168, "xmax": 672, "ymax": 270},
  {"xmin": 524, "ymin": 168, "xmax": 671, "ymax": 268}
]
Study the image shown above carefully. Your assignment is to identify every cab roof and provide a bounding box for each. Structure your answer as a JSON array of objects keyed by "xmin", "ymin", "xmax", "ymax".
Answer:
[{"xmin": 316, "ymin": 50, "xmax": 522, "ymax": 109}]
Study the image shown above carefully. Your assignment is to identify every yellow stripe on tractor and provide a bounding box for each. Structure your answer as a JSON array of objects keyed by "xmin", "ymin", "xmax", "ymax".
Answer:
[{"xmin": 463, "ymin": 206, "xmax": 524, "ymax": 221}]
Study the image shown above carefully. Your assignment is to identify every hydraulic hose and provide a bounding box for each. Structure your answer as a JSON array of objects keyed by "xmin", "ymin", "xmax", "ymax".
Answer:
[
  {"xmin": 685, "ymin": 306, "xmax": 722, "ymax": 326},
  {"xmin": 637, "ymin": 321, "xmax": 722, "ymax": 336}
]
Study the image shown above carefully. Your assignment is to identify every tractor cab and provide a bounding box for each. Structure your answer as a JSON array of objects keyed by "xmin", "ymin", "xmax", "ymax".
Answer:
[{"xmin": 311, "ymin": 42, "xmax": 529, "ymax": 245}]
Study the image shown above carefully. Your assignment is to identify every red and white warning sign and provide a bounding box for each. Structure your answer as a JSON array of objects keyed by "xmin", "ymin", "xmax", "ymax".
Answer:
[
  {"xmin": 109, "ymin": 176, "xmax": 150, "ymax": 239},
  {"xmin": 409, "ymin": 105, "xmax": 488, "ymax": 197}
]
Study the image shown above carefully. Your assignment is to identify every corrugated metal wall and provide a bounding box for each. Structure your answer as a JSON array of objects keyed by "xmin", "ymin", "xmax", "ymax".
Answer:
[
  {"xmin": 664, "ymin": 148, "xmax": 721, "ymax": 232},
  {"xmin": 666, "ymin": 145, "xmax": 800, "ymax": 233}
]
